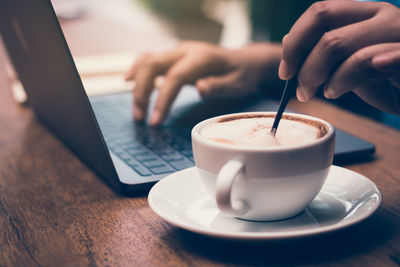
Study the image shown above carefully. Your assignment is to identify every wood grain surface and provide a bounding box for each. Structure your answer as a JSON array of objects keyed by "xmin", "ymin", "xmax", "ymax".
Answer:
[{"xmin": 0, "ymin": 11, "xmax": 399, "ymax": 267}]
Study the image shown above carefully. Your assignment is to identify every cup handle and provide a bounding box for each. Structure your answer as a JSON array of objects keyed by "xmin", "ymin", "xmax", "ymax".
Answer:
[{"xmin": 216, "ymin": 160, "xmax": 250, "ymax": 216}]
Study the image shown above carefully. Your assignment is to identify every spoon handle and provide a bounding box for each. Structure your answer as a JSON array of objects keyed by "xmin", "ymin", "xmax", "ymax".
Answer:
[{"xmin": 271, "ymin": 76, "xmax": 298, "ymax": 135}]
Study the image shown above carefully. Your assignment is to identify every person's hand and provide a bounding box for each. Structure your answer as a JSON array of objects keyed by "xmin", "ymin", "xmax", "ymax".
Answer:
[
  {"xmin": 279, "ymin": 0, "xmax": 400, "ymax": 114},
  {"xmin": 125, "ymin": 41, "xmax": 282, "ymax": 125}
]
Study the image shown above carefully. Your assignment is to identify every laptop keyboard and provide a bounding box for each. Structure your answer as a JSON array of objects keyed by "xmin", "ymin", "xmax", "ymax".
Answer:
[{"xmin": 90, "ymin": 94, "xmax": 194, "ymax": 177}]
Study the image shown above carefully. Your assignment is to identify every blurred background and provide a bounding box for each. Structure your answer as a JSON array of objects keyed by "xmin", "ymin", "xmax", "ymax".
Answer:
[{"xmin": 51, "ymin": 0, "xmax": 400, "ymax": 129}]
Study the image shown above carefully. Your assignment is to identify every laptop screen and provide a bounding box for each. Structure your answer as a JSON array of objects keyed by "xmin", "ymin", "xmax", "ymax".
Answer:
[{"xmin": 0, "ymin": 0, "xmax": 121, "ymax": 191}]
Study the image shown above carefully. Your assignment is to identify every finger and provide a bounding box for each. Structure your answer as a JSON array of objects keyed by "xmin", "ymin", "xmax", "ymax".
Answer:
[
  {"xmin": 196, "ymin": 71, "xmax": 245, "ymax": 99},
  {"xmin": 148, "ymin": 57, "xmax": 215, "ymax": 126},
  {"xmin": 372, "ymin": 44, "xmax": 400, "ymax": 72},
  {"xmin": 323, "ymin": 43, "xmax": 398, "ymax": 99},
  {"xmin": 148, "ymin": 77, "xmax": 181, "ymax": 126},
  {"xmin": 132, "ymin": 67, "xmax": 158, "ymax": 121},
  {"xmin": 132, "ymin": 50, "xmax": 183, "ymax": 121},
  {"xmin": 125, "ymin": 52, "xmax": 151, "ymax": 81},
  {"xmin": 280, "ymin": 0, "xmax": 379, "ymax": 80},
  {"xmin": 354, "ymin": 81, "xmax": 400, "ymax": 115},
  {"xmin": 125, "ymin": 48, "xmax": 184, "ymax": 80},
  {"xmin": 297, "ymin": 18, "xmax": 400, "ymax": 101}
]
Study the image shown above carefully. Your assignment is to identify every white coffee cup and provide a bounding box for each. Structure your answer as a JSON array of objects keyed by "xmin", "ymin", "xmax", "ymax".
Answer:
[{"xmin": 191, "ymin": 112, "xmax": 335, "ymax": 221}]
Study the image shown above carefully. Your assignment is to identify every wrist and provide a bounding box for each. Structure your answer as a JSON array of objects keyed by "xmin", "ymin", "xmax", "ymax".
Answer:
[{"xmin": 236, "ymin": 43, "xmax": 283, "ymax": 93}]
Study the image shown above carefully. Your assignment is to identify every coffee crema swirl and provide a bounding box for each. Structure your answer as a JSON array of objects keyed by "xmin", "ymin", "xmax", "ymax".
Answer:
[{"xmin": 200, "ymin": 114, "xmax": 328, "ymax": 147}]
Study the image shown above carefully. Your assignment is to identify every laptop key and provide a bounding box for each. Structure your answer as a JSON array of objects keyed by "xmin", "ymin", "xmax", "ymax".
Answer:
[
  {"xmin": 180, "ymin": 149, "xmax": 192, "ymax": 156},
  {"xmin": 151, "ymin": 146, "xmax": 175, "ymax": 155},
  {"xmin": 134, "ymin": 152, "xmax": 157, "ymax": 162},
  {"xmin": 142, "ymin": 159, "xmax": 167, "ymax": 168},
  {"xmin": 160, "ymin": 152, "xmax": 184, "ymax": 161},
  {"xmin": 118, "ymin": 152, "xmax": 133, "ymax": 161},
  {"xmin": 126, "ymin": 158, "xmax": 140, "ymax": 168},
  {"xmin": 187, "ymin": 156, "xmax": 195, "ymax": 163},
  {"xmin": 168, "ymin": 159, "xmax": 193, "ymax": 171},
  {"xmin": 132, "ymin": 165, "xmax": 152, "ymax": 176},
  {"xmin": 119, "ymin": 140, "xmax": 141, "ymax": 148},
  {"xmin": 111, "ymin": 146, "xmax": 124, "ymax": 154},
  {"xmin": 126, "ymin": 146, "xmax": 148, "ymax": 155},
  {"xmin": 149, "ymin": 165, "xmax": 174, "ymax": 174}
]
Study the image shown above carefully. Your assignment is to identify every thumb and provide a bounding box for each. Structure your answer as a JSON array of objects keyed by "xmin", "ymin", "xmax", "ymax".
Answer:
[{"xmin": 196, "ymin": 72, "xmax": 240, "ymax": 99}]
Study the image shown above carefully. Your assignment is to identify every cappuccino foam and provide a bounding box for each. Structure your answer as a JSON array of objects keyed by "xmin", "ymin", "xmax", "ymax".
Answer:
[{"xmin": 201, "ymin": 114, "xmax": 326, "ymax": 147}]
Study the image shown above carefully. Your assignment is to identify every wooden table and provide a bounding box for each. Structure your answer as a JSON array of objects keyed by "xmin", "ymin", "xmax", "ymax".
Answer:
[{"xmin": 1, "ymin": 9, "xmax": 399, "ymax": 267}]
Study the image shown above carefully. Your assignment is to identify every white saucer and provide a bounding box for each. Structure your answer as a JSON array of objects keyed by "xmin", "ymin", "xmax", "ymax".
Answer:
[{"xmin": 148, "ymin": 166, "xmax": 382, "ymax": 240}]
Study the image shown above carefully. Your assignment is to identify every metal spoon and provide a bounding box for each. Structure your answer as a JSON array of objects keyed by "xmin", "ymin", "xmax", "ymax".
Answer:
[{"xmin": 270, "ymin": 76, "xmax": 298, "ymax": 136}]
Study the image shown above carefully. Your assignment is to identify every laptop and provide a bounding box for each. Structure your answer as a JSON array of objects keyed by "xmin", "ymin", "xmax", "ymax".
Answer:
[{"xmin": 0, "ymin": 0, "xmax": 375, "ymax": 194}]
